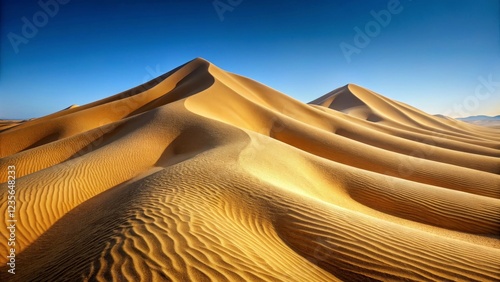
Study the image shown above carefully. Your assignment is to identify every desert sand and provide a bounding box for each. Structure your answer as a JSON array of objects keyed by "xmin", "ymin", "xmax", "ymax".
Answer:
[
  {"xmin": 0, "ymin": 120, "xmax": 25, "ymax": 132},
  {"xmin": 0, "ymin": 58, "xmax": 499, "ymax": 281}
]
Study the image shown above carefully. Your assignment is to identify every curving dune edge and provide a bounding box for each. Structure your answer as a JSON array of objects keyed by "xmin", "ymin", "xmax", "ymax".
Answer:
[{"xmin": 0, "ymin": 58, "xmax": 499, "ymax": 281}]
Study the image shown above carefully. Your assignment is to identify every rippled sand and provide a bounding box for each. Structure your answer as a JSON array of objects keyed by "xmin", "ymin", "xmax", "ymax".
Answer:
[{"xmin": 0, "ymin": 58, "xmax": 499, "ymax": 281}]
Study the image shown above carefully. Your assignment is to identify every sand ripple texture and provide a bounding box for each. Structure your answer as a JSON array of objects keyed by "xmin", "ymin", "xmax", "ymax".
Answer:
[{"xmin": 0, "ymin": 58, "xmax": 499, "ymax": 281}]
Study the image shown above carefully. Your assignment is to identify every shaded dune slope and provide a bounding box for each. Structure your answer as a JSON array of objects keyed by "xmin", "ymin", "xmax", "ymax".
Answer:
[{"xmin": 0, "ymin": 58, "xmax": 499, "ymax": 281}]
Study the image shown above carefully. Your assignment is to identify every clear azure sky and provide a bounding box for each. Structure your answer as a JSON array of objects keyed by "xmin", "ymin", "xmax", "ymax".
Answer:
[{"xmin": 1, "ymin": 0, "xmax": 499, "ymax": 119}]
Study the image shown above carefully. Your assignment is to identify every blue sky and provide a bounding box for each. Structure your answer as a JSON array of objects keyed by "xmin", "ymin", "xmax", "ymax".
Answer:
[{"xmin": 1, "ymin": 0, "xmax": 499, "ymax": 119}]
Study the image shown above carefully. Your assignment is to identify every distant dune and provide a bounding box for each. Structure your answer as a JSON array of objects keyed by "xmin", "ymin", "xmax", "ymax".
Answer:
[
  {"xmin": 0, "ymin": 58, "xmax": 499, "ymax": 281},
  {"xmin": 0, "ymin": 120, "xmax": 25, "ymax": 132}
]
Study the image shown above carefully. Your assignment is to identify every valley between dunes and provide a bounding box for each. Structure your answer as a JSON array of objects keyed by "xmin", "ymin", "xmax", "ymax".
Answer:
[{"xmin": 0, "ymin": 58, "xmax": 499, "ymax": 281}]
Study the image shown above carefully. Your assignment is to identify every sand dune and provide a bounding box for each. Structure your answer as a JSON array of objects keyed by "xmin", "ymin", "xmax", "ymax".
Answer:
[
  {"xmin": 0, "ymin": 120, "xmax": 25, "ymax": 132},
  {"xmin": 0, "ymin": 58, "xmax": 499, "ymax": 281}
]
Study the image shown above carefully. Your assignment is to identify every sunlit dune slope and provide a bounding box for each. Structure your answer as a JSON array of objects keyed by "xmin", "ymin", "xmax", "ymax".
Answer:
[
  {"xmin": 0, "ymin": 120, "xmax": 25, "ymax": 132},
  {"xmin": 0, "ymin": 58, "xmax": 499, "ymax": 281}
]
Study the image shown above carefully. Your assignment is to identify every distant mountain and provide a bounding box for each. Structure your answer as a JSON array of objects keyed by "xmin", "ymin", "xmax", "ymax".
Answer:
[
  {"xmin": 457, "ymin": 115, "xmax": 500, "ymax": 127},
  {"xmin": 457, "ymin": 115, "xmax": 500, "ymax": 122},
  {"xmin": 1, "ymin": 58, "xmax": 499, "ymax": 281}
]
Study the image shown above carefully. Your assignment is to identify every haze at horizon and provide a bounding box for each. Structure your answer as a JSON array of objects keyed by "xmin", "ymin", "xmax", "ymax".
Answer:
[{"xmin": 1, "ymin": 0, "xmax": 499, "ymax": 119}]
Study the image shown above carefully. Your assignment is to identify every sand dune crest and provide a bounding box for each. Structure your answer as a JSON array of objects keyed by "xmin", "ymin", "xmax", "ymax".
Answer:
[{"xmin": 0, "ymin": 58, "xmax": 499, "ymax": 281}]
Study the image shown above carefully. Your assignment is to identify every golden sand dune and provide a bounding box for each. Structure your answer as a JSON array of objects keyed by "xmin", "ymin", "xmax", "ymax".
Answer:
[
  {"xmin": 0, "ymin": 58, "xmax": 499, "ymax": 281},
  {"xmin": 0, "ymin": 120, "xmax": 25, "ymax": 132}
]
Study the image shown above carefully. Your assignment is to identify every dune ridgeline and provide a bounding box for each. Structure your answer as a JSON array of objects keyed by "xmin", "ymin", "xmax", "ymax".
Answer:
[{"xmin": 0, "ymin": 58, "xmax": 499, "ymax": 281}]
